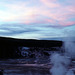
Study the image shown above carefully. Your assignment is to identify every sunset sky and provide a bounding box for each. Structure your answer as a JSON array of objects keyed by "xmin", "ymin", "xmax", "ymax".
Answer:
[{"xmin": 0, "ymin": 0, "xmax": 75, "ymax": 39}]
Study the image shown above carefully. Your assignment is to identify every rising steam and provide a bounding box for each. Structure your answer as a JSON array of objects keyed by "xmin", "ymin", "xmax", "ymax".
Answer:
[
  {"xmin": 64, "ymin": 38, "xmax": 75, "ymax": 59},
  {"xmin": 50, "ymin": 37, "xmax": 75, "ymax": 75}
]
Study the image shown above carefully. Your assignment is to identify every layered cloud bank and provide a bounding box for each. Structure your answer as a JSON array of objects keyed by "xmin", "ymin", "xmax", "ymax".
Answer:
[
  {"xmin": 0, "ymin": 0, "xmax": 75, "ymax": 26},
  {"xmin": 0, "ymin": 0, "xmax": 75, "ymax": 39}
]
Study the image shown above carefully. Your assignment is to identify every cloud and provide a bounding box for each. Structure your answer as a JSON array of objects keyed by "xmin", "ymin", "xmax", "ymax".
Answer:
[
  {"xmin": 0, "ymin": 23, "xmax": 75, "ymax": 39},
  {"xmin": 0, "ymin": 0, "xmax": 75, "ymax": 27},
  {"xmin": 40, "ymin": 0, "xmax": 60, "ymax": 8},
  {"xmin": 0, "ymin": 24, "xmax": 39, "ymax": 36},
  {"xmin": 59, "ymin": 21, "xmax": 75, "ymax": 26}
]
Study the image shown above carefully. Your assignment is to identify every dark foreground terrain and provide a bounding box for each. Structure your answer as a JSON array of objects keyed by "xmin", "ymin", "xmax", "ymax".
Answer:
[
  {"xmin": 0, "ymin": 37, "xmax": 75, "ymax": 75},
  {"xmin": 0, "ymin": 59, "xmax": 51, "ymax": 75},
  {"xmin": 0, "ymin": 37, "xmax": 62, "ymax": 59},
  {"xmin": 0, "ymin": 37, "xmax": 63, "ymax": 75},
  {"xmin": 0, "ymin": 59, "xmax": 75, "ymax": 75}
]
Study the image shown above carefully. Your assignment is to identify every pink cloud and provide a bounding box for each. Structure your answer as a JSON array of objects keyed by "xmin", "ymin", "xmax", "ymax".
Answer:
[
  {"xmin": 65, "ymin": 22, "xmax": 75, "ymax": 26},
  {"xmin": 59, "ymin": 21, "xmax": 75, "ymax": 26},
  {"xmin": 40, "ymin": 0, "xmax": 60, "ymax": 8},
  {"xmin": 0, "ymin": 0, "xmax": 75, "ymax": 27}
]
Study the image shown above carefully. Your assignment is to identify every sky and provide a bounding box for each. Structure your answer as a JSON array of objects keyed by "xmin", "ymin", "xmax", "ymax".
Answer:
[{"xmin": 0, "ymin": 0, "xmax": 75, "ymax": 40}]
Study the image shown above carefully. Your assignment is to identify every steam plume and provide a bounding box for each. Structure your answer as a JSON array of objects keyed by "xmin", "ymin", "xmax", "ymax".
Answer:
[{"xmin": 50, "ymin": 37, "xmax": 75, "ymax": 75}]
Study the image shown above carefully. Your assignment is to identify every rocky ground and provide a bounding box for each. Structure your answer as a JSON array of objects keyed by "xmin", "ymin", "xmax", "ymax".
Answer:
[
  {"xmin": 0, "ymin": 59, "xmax": 75, "ymax": 75},
  {"xmin": 0, "ymin": 59, "xmax": 51, "ymax": 75}
]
